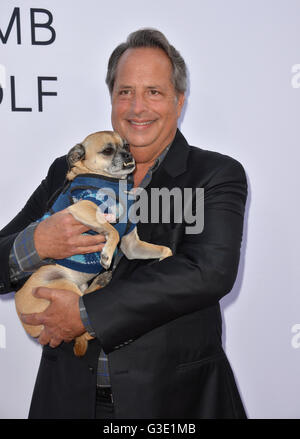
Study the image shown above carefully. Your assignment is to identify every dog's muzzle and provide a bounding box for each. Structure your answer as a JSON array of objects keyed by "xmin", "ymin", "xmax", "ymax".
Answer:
[{"xmin": 123, "ymin": 160, "xmax": 135, "ymax": 168}]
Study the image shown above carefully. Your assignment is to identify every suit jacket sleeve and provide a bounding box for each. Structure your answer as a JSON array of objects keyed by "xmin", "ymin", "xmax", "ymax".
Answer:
[
  {"xmin": 0, "ymin": 157, "xmax": 67, "ymax": 293},
  {"xmin": 83, "ymin": 155, "xmax": 248, "ymax": 354}
]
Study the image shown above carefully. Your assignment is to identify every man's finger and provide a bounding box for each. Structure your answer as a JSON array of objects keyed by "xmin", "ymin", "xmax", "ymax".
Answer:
[
  {"xmin": 32, "ymin": 286, "xmax": 54, "ymax": 301},
  {"xmin": 37, "ymin": 329, "xmax": 62, "ymax": 348},
  {"xmin": 21, "ymin": 312, "xmax": 44, "ymax": 326},
  {"xmin": 77, "ymin": 244, "xmax": 106, "ymax": 255},
  {"xmin": 49, "ymin": 338, "xmax": 63, "ymax": 348},
  {"xmin": 75, "ymin": 233, "xmax": 106, "ymax": 246},
  {"xmin": 73, "ymin": 224, "xmax": 91, "ymax": 234},
  {"xmin": 38, "ymin": 329, "xmax": 51, "ymax": 346}
]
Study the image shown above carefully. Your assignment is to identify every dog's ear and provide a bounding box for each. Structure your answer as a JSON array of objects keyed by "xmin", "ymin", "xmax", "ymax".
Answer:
[{"xmin": 67, "ymin": 143, "xmax": 85, "ymax": 167}]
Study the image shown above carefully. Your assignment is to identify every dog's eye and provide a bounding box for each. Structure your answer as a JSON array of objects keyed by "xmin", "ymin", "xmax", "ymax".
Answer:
[
  {"xmin": 123, "ymin": 143, "xmax": 130, "ymax": 151},
  {"xmin": 101, "ymin": 147, "xmax": 114, "ymax": 156}
]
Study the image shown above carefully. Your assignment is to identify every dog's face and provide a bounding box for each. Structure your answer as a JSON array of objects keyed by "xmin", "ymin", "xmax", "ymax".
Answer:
[{"xmin": 67, "ymin": 131, "xmax": 135, "ymax": 178}]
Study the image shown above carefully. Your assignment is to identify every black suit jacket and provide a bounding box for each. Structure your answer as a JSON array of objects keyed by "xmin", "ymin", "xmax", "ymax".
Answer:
[{"xmin": 0, "ymin": 130, "xmax": 247, "ymax": 419}]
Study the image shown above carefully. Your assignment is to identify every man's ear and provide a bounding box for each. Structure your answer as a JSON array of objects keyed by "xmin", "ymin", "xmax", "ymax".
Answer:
[
  {"xmin": 176, "ymin": 93, "xmax": 185, "ymax": 118},
  {"xmin": 67, "ymin": 143, "xmax": 85, "ymax": 167}
]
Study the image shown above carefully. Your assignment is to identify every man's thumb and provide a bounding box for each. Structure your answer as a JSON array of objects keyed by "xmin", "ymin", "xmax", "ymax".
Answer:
[{"xmin": 32, "ymin": 287, "xmax": 53, "ymax": 300}]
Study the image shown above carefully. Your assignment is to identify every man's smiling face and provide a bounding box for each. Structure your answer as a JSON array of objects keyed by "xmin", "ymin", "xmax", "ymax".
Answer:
[{"xmin": 111, "ymin": 47, "xmax": 185, "ymax": 162}]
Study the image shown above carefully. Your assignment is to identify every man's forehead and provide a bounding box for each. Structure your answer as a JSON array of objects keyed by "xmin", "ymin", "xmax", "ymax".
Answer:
[
  {"xmin": 114, "ymin": 48, "xmax": 173, "ymax": 87},
  {"xmin": 115, "ymin": 83, "xmax": 165, "ymax": 89},
  {"xmin": 116, "ymin": 47, "xmax": 172, "ymax": 73}
]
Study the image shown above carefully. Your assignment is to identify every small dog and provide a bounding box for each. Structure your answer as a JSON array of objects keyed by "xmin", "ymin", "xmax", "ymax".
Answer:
[{"xmin": 15, "ymin": 131, "xmax": 172, "ymax": 356}]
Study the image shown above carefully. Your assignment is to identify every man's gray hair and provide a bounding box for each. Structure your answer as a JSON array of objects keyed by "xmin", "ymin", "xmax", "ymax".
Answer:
[{"xmin": 106, "ymin": 28, "xmax": 187, "ymax": 95}]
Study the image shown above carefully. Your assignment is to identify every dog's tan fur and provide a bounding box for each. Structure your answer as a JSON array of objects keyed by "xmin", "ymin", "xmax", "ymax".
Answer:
[{"xmin": 15, "ymin": 131, "xmax": 172, "ymax": 356}]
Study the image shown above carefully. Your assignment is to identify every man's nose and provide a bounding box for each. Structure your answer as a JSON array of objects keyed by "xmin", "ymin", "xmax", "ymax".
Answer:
[{"xmin": 130, "ymin": 93, "xmax": 148, "ymax": 114}]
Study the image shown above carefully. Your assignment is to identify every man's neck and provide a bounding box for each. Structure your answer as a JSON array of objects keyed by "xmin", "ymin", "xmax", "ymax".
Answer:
[
  {"xmin": 133, "ymin": 161, "xmax": 155, "ymax": 187},
  {"xmin": 132, "ymin": 143, "xmax": 172, "ymax": 187}
]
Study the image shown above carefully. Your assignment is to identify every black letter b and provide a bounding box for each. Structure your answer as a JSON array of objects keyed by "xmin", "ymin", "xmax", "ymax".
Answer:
[{"xmin": 31, "ymin": 9, "xmax": 56, "ymax": 45}]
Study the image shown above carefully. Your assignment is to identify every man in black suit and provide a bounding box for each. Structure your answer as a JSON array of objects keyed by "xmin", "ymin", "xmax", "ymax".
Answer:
[{"xmin": 0, "ymin": 29, "xmax": 247, "ymax": 418}]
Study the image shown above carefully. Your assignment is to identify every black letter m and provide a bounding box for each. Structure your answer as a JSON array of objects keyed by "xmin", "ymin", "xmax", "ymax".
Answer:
[{"xmin": 0, "ymin": 8, "xmax": 21, "ymax": 44}]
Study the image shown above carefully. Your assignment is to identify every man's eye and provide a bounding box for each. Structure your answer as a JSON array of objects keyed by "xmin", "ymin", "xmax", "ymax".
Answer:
[
  {"xmin": 119, "ymin": 90, "xmax": 131, "ymax": 95},
  {"xmin": 149, "ymin": 90, "xmax": 160, "ymax": 96},
  {"xmin": 102, "ymin": 147, "xmax": 114, "ymax": 155}
]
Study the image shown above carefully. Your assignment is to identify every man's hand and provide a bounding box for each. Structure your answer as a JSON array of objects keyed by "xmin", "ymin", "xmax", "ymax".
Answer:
[
  {"xmin": 34, "ymin": 209, "xmax": 106, "ymax": 260},
  {"xmin": 21, "ymin": 287, "xmax": 86, "ymax": 348}
]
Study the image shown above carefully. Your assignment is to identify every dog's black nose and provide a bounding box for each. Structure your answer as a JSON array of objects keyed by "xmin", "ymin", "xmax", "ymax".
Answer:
[{"xmin": 122, "ymin": 152, "xmax": 132, "ymax": 160}]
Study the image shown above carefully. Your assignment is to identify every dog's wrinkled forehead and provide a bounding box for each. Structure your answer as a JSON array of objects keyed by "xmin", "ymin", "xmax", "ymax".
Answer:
[{"xmin": 84, "ymin": 131, "xmax": 128, "ymax": 154}]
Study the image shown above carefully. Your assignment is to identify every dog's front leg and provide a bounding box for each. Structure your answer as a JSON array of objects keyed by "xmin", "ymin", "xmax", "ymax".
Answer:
[
  {"xmin": 67, "ymin": 200, "xmax": 119, "ymax": 270},
  {"xmin": 120, "ymin": 227, "xmax": 172, "ymax": 261}
]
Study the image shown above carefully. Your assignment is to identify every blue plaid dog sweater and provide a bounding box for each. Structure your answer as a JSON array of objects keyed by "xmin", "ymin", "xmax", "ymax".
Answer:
[{"xmin": 38, "ymin": 174, "xmax": 136, "ymax": 274}]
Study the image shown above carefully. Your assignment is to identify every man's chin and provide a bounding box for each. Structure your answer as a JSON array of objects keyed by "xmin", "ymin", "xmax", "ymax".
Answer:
[
  {"xmin": 125, "ymin": 133, "xmax": 158, "ymax": 149},
  {"xmin": 130, "ymin": 143, "xmax": 151, "ymax": 148}
]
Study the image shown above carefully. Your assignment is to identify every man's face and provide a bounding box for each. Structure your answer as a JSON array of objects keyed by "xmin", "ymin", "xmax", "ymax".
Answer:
[{"xmin": 111, "ymin": 47, "xmax": 185, "ymax": 161}]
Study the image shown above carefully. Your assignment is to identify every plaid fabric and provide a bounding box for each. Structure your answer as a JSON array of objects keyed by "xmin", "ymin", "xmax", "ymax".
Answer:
[
  {"xmin": 9, "ymin": 222, "xmax": 54, "ymax": 284},
  {"xmin": 9, "ymin": 144, "xmax": 170, "ymax": 388}
]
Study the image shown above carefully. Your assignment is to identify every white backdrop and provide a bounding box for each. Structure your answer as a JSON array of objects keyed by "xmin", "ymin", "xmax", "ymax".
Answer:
[{"xmin": 1, "ymin": 0, "xmax": 300, "ymax": 419}]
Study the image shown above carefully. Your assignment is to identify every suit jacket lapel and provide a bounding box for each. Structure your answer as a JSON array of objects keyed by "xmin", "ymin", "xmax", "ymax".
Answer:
[{"xmin": 158, "ymin": 129, "xmax": 190, "ymax": 179}]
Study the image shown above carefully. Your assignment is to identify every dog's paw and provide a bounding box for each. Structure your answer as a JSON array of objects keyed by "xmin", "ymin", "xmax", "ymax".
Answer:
[
  {"xmin": 159, "ymin": 247, "xmax": 173, "ymax": 261},
  {"xmin": 100, "ymin": 252, "xmax": 112, "ymax": 270},
  {"xmin": 73, "ymin": 333, "xmax": 91, "ymax": 357}
]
